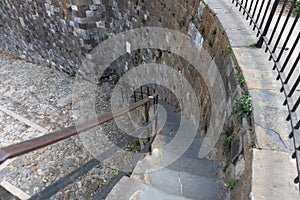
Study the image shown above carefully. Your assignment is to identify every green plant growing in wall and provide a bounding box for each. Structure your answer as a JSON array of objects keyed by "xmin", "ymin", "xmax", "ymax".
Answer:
[
  {"xmin": 226, "ymin": 178, "xmax": 237, "ymax": 189},
  {"xmin": 222, "ymin": 125, "xmax": 234, "ymax": 153},
  {"xmin": 223, "ymin": 133, "xmax": 235, "ymax": 154},
  {"xmin": 279, "ymin": 0, "xmax": 300, "ymax": 17},
  {"xmin": 293, "ymin": 1, "xmax": 300, "ymax": 17},
  {"xmin": 233, "ymin": 93, "xmax": 253, "ymax": 123},
  {"xmin": 226, "ymin": 134, "xmax": 234, "ymax": 145},
  {"xmin": 112, "ymin": 169, "xmax": 119, "ymax": 176},
  {"xmin": 126, "ymin": 172, "xmax": 132, "ymax": 177},
  {"xmin": 248, "ymin": 42, "xmax": 257, "ymax": 48},
  {"xmin": 180, "ymin": 99, "xmax": 185, "ymax": 112},
  {"xmin": 226, "ymin": 44, "xmax": 232, "ymax": 54},
  {"xmin": 65, "ymin": 74, "xmax": 73, "ymax": 79},
  {"xmin": 222, "ymin": 164, "xmax": 229, "ymax": 173},
  {"xmin": 111, "ymin": 76, "xmax": 118, "ymax": 85},
  {"xmin": 209, "ymin": 39, "xmax": 215, "ymax": 47},
  {"xmin": 103, "ymin": 33, "xmax": 109, "ymax": 40},
  {"xmin": 133, "ymin": 138, "xmax": 140, "ymax": 148},
  {"xmin": 236, "ymin": 71, "xmax": 245, "ymax": 86}
]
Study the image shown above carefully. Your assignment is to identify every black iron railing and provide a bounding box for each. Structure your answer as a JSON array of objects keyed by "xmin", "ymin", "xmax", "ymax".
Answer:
[
  {"xmin": 231, "ymin": 0, "xmax": 300, "ymax": 186},
  {"xmin": 0, "ymin": 85, "xmax": 159, "ymax": 199}
]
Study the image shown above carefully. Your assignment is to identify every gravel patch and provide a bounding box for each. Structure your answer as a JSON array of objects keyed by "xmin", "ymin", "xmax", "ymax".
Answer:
[
  {"xmin": 0, "ymin": 53, "xmax": 142, "ymax": 199},
  {"xmin": 0, "ymin": 110, "xmax": 42, "ymax": 147}
]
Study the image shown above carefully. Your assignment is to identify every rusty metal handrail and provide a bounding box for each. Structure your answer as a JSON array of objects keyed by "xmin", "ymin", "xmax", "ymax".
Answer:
[{"xmin": 0, "ymin": 89, "xmax": 158, "ymax": 165}]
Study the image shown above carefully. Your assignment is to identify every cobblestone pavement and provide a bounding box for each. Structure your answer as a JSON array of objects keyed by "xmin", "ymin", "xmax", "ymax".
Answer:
[{"xmin": 0, "ymin": 53, "xmax": 138, "ymax": 199}]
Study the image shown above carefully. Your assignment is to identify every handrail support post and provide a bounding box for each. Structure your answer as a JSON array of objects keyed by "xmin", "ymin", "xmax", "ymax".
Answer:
[{"xmin": 144, "ymin": 101, "xmax": 152, "ymax": 155}]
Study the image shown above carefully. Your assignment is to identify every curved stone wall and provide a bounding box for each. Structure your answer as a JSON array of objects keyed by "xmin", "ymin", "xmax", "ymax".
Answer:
[
  {"xmin": 0, "ymin": 1, "xmax": 250, "ymax": 198},
  {"xmin": 0, "ymin": 0, "xmax": 240, "ymax": 129}
]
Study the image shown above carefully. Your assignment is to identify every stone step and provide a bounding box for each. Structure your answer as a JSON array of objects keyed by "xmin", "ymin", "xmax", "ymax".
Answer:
[
  {"xmin": 131, "ymin": 167, "xmax": 228, "ymax": 200},
  {"xmin": 159, "ymin": 120, "xmax": 203, "ymax": 138},
  {"xmin": 105, "ymin": 176, "xmax": 192, "ymax": 200},
  {"xmin": 167, "ymin": 155, "xmax": 222, "ymax": 178},
  {"xmin": 132, "ymin": 149, "xmax": 222, "ymax": 178},
  {"xmin": 152, "ymin": 135, "xmax": 204, "ymax": 159},
  {"xmin": 156, "ymin": 102, "xmax": 202, "ymax": 139}
]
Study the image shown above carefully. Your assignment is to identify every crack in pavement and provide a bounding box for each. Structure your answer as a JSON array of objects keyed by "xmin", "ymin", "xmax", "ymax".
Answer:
[
  {"xmin": 254, "ymin": 122, "xmax": 290, "ymax": 151},
  {"xmin": 177, "ymin": 172, "xmax": 183, "ymax": 196}
]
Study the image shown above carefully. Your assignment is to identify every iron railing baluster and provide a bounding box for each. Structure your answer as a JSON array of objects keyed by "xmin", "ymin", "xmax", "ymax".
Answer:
[
  {"xmin": 267, "ymin": 0, "xmax": 288, "ymax": 48},
  {"xmin": 296, "ymin": 120, "xmax": 300, "ymax": 129},
  {"xmin": 288, "ymin": 75, "xmax": 300, "ymax": 97},
  {"xmin": 276, "ymin": 8, "xmax": 300, "ymax": 62},
  {"xmin": 250, "ymin": 0, "xmax": 260, "ymax": 26},
  {"xmin": 292, "ymin": 97, "xmax": 300, "ymax": 113},
  {"xmin": 247, "ymin": 0, "xmax": 255, "ymax": 20},
  {"xmin": 257, "ymin": 0, "xmax": 280, "ymax": 47},
  {"xmin": 280, "ymin": 32, "xmax": 300, "ymax": 73},
  {"xmin": 243, "ymin": 0, "xmax": 248, "ymax": 15},
  {"xmin": 254, "ymin": 0, "xmax": 266, "ymax": 31},
  {"xmin": 257, "ymin": 0, "xmax": 271, "ymax": 37},
  {"xmin": 284, "ymin": 53, "xmax": 300, "ymax": 84},
  {"xmin": 240, "ymin": 0, "xmax": 244, "ymax": 11},
  {"xmin": 270, "ymin": 0, "xmax": 297, "ymax": 56}
]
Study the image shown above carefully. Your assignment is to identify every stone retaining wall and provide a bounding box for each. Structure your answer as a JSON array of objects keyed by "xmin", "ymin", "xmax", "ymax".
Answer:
[{"xmin": 0, "ymin": 1, "xmax": 251, "ymax": 198}]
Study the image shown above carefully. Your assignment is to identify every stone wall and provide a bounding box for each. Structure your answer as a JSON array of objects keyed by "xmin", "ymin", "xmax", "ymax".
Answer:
[
  {"xmin": 1, "ymin": 0, "xmax": 198, "ymax": 74},
  {"xmin": 1, "ymin": 0, "xmax": 80, "ymax": 73},
  {"xmin": 0, "ymin": 1, "xmax": 251, "ymax": 198},
  {"xmin": 0, "ymin": 0, "xmax": 142, "ymax": 74},
  {"xmin": 0, "ymin": 0, "xmax": 210, "ymax": 74}
]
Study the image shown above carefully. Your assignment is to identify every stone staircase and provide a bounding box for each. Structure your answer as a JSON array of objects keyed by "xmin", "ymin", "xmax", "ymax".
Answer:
[{"xmin": 106, "ymin": 103, "xmax": 229, "ymax": 200}]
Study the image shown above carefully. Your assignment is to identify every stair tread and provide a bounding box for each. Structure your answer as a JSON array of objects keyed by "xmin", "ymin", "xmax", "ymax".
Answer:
[
  {"xmin": 106, "ymin": 102, "xmax": 228, "ymax": 200},
  {"xmin": 105, "ymin": 176, "xmax": 192, "ymax": 200},
  {"xmin": 152, "ymin": 134, "xmax": 204, "ymax": 159},
  {"xmin": 167, "ymin": 155, "xmax": 222, "ymax": 177},
  {"xmin": 156, "ymin": 102, "xmax": 202, "ymax": 138},
  {"xmin": 132, "ymin": 149, "xmax": 222, "ymax": 178},
  {"xmin": 132, "ymin": 167, "xmax": 227, "ymax": 200}
]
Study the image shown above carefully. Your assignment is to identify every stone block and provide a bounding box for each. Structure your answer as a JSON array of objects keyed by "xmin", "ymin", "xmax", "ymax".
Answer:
[
  {"xmin": 252, "ymin": 149, "xmax": 299, "ymax": 200},
  {"xmin": 231, "ymin": 133, "xmax": 243, "ymax": 162}
]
